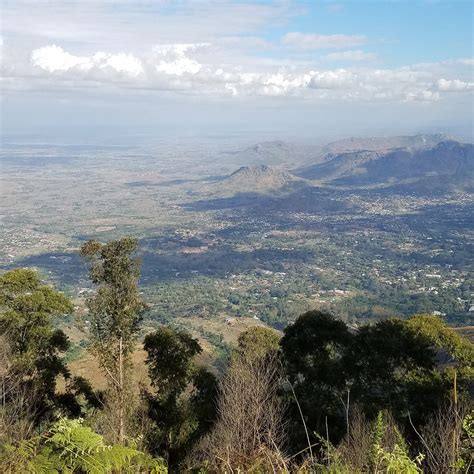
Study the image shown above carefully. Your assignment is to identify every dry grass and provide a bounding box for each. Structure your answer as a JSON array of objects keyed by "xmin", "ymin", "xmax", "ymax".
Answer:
[
  {"xmin": 62, "ymin": 315, "xmax": 273, "ymax": 391},
  {"xmin": 191, "ymin": 352, "xmax": 288, "ymax": 472},
  {"xmin": 453, "ymin": 325, "xmax": 474, "ymax": 343},
  {"xmin": 177, "ymin": 315, "xmax": 271, "ymax": 346}
]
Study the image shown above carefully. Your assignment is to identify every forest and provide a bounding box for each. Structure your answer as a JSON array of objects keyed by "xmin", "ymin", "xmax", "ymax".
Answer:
[{"xmin": 0, "ymin": 237, "xmax": 473, "ymax": 473}]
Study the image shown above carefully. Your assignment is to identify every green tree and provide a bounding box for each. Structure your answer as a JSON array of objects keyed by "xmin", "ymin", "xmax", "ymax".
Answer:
[
  {"xmin": 280, "ymin": 310, "xmax": 353, "ymax": 449},
  {"xmin": 345, "ymin": 318, "xmax": 441, "ymax": 424},
  {"xmin": 143, "ymin": 327, "xmax": 217, "ymax": 469},
  {"xmin": 0, "ymin": 269, "xmax": 73, "ymax": 424},
  {"xmin": 235, "ymin": 326, "xmax": 280, "ymax": 362},
  {"xmin": 406, "ymin": 314, "xmax": 474, "ymax": 369},
  {"xmin": 80, "ymin": 238, "xmax": 146, "ymax": 444}
]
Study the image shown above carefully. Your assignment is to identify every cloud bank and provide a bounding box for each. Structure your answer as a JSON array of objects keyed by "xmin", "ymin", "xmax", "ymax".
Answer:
[
  {"xmin": 1, "ymin": 0, "xmax": 472, "ymax": 137},
  {"xmin": 6, "ymin": 41, "xmax": 468, "ymax": 104}
]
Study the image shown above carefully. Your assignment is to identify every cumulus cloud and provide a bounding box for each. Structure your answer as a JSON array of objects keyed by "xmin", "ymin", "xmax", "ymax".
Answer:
[
  {"xmin": 282, "ymin": 32, "xmax": 367, "ymax": 50},
  {"xmin": 153, "ymin": 44, "xmax": 208, "ymax": 75},
  {"xmin": 436, "ymin": 78, "xmax": 474, "ymax": 92},
  {"xmin": 31, "ymin": 45, "xmax": 143, "ymax": 76},
  {"xmin": 0, "ymin": 41, "xmax": 468, "ymax": 104},
  {"xmin": 323, "ymin": 50, "xmax": 377, "ymax": 62},
  {"xmin": 308, "ymin": 70, "xmax": 353, "ymax": 89}
]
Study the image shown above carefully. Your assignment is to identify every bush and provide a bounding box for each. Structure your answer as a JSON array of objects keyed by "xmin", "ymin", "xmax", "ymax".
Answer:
[{"xmin": 0, "ymin": 418, "xmax": 167, "ymax": 473}]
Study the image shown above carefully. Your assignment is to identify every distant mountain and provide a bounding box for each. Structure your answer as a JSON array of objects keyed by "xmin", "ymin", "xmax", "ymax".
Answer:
[
  {"xmin": 219, "ymin": 135, "xmax": 454, "ymax": 170},
  {"xmin": 206, "ymin": 165, "xmax": 306, "ymax": 196},
  {"xmin": 221, "ymin": 141, "xmax": 321, "ymax": 167},
  {"xmin": 322, "ymin": 133, "xmax": 451, "ymax": 155},
  {"xmin": 295, "ymin": 140, "xmax": 473, "ymax": 192}
]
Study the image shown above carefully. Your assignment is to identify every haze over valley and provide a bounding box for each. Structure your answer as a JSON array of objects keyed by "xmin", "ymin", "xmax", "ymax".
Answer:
[{"xmin": 2, "ymin": 133, "xmax": 473, "ymax": 350}]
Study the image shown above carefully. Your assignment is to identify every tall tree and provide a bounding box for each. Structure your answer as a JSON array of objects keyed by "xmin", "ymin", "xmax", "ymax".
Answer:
[
  {"xmin": 280, "ymin": 310, "xmax": 352, "ymax": 448},
  {"xmin": 143, "ymin": 327, "xmax": 217, "ymax": 469},
  {"xmin": 0, "ymin": 269, "xmax": 72, "ymax": 428},
  {"xmin": 80, "ymin": 238, "xmax": 146, "ymax": 443},
  {"xmin": 345, "ymin": 318, "xmax": 437, "ymax": 420}
]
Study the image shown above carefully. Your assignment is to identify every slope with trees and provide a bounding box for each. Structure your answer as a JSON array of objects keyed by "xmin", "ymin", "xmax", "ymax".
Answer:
[{"xmin": 1, "ymin": 238, "xmax": 473, "ymax": 473}]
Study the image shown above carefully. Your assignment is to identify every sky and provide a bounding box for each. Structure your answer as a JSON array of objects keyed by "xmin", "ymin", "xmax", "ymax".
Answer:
[{"xmin": 1, "ymin": 0, "xmax": 473, "ymax": 142}]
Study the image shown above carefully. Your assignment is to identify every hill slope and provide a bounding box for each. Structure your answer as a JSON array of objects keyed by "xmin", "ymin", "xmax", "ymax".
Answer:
[
  {"xmin": 207, "ymin": 165, "xmax": 306, "ymax": 196},
  {"xmin": 295, "ymin": 140, "xmax": 473, "ymax": 191},
  {"xmin": 321, "ymin": 133, "xmax": 451, "ymax": 155},
  {"xmin": 221, "ymin": 141, "xmax": 321, "ymax": 167}
]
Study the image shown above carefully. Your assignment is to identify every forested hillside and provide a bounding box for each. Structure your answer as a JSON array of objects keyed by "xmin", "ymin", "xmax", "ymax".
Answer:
[{"xmin": 1, "ymin": 238, "xmax": 472, "ymax": 473}]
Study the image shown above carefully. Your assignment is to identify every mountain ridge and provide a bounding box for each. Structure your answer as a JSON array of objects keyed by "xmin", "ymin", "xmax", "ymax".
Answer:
[
  {"xmin": 295, "ymin": 140, "xmax": 473, "ymax": 191},
  {"xmin": 205, "ymin": 164, "xmax": 306, "ymax": 196}
]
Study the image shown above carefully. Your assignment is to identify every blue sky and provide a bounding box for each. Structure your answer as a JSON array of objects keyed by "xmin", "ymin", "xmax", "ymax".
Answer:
[
  {"xmin": 1, "ymin": 1, "xmax": 473, "ymax": 141},
  {"xmin": 263, "ymin": 1, "xmax": 473, "ymax": 66}
]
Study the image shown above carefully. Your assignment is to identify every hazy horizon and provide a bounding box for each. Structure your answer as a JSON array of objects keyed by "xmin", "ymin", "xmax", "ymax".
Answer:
[{"xmin": 1, "ymin": 1, "xmax": 473, "ymax": 143}]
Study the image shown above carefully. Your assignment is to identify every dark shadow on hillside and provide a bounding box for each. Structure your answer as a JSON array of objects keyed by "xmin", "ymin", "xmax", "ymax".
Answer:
[
  {"xmin": 139, "ymin": 246, "xmax": 315, "ymax": 283},
  {"xmin": 183, "ymin": 187, "xmax": 358, "ymax": 214},
  {"xmin": 6, "ymin": 245, "xmax": 315, "ymax": 288},
  {"xmin": 2, "ymin": 252, "xmax": 87, "ymax": 286}
]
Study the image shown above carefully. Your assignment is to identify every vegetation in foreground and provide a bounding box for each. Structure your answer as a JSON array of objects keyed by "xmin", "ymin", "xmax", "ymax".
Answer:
[{"xmin": 1, "ymin": 238, "xmax": 473, "ymax": 473}]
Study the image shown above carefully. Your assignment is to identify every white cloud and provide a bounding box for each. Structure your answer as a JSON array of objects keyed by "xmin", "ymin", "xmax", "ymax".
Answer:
[
  {"xmin": 1, "ymin": 42, "xmax": 468, "ymax": 105},
  {"xmin": 323, "ymin": 50, "xmax": 377, "ymax": 62},
  {"xmin": 405, "ymin": 90, "xmax": 440, "ymax": 102},
  {"xmin": 308, "ymin": 70, "xmax": 354, "ymax": 89},
  {"xmin": 32, "ymin": 45, "xmax": 91, "ymax": 72},
  {"xmin": 437, "ymin": 78, "xmax": 474, "ymax": 92},
  {"xmin": 456, "ymin": 58, "xmax": 474, "ymax": 66},
  {"xmin": 282, "ymin": 32, "xmax": 367, "ymax": 50},
  {"xmin": 31, "ymin": 45, "xmax": 143, "ymax": 77},
  {"xmin": 2, "ymin": 0, "xmax": 297, "ymax": 50},
  {"xmin": 153, "ymin": 44, "xmax": 208, "ymax": 75},
  {"xmin": 103, "ymin": 53, "xmax": 143, "ymax": 77}
]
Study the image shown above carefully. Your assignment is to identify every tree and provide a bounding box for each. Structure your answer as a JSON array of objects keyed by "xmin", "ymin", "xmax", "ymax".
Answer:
[
  {"xmin": 0, "ymin": 269, "xmax": 73, "ymax": 427},
  {"xmin": 406, "ymin": 314, "xmax": 474, "ymax": 369},
  {"xmin": 279, "ymin": 311, "xmax": 456, "ymax": 452},
  {"xmin": 235, "ymin": 326, "xmax": 280, "ymax": 362},
  {"xmin": 80, "ymin": 238, "xmax": 146, "ymax": 444},
  {"xmin": 280, "ymin": 310, "xmax": 352, "ymax": 448},
  {"xmin": 345, "ymin": 318, "xmax": 439, "ymax": 424},
  {"xmin": 143, "ymin": 327, "xmax": 217, "ymax": 469}
]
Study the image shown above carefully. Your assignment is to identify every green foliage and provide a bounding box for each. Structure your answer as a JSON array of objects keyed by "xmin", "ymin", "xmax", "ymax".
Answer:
[
  {"xmin": 80, "ymin": 238, "xmax": 147, "ymax": 442},
  {"xmin": 235, "ymin": 326, "xmax": 281, "ymax": 362},
  {"xmin": 80, "ymin": 238, "xmax": 146, "ymax": 361},
  {"xmin": 346, "ymin": 318, "xmax": 436, "ymax": 417},
  {"xmin": 199, "ymin": 329, "xmax": 231, "ymax": 370},
  {"xmin": 368, "ymin": 412, "xmax": 424, "ymax": 473},
  {"xmin": 0, "ymin": 418, "xmax": 167, "ymax": 473},
  {"xmin": 312, "ymin": 431, "xmax": 353, "ymax": 473},
  {"xmin": 143, "ymin": 328, "xmax": 217, "ymax": 469},
  {"xmin": 372, "ymin": 444, "xmax": 424, "ymax": 474},
  {"xmin": 407, "ymin": 314, "xmax": 474, "ymax": 365},
  {"xmin": 144, "ymin": 327, "xmax": 202, "ymax": 398},
  {"xmin": 280, "ymin": 310, "xmax": 466, "ymax": 457},
  {"xmin": 0, "ymin": 269, "xmax": 77, "ymax": 420},
  {"xmin": 462, "ymin": 412, "xmax": 474, "ymax": 438},
  {"xmin": 281, "ymin": 311, "xmax": 353, "ymax": 446},
  {"xmin": 0, "ymin": 268, "xmax": 72, "ymax": 372},
  {"xmin": 457, "ymin": 411, "xmax": 474, "ymax": 471}
]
